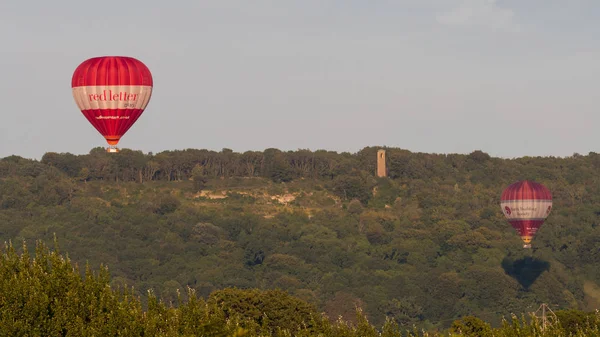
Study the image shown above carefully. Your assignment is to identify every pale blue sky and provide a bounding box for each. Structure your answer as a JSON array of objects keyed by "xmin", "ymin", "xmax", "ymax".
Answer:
[{"xmin": 1, "ymin": 0, "xmax": 599, "ymax": 159}]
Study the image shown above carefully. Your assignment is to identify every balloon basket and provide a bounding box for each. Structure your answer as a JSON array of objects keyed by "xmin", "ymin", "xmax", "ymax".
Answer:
[
  {"xmin": 106, "ymin": 146, "xmax": 119, "ymax": 153},
  {"xmin": 523, "ymin": 244, "xmax": 532, "ymax": 249}
]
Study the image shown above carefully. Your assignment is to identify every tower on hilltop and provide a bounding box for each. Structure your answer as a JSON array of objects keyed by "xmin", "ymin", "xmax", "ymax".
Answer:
[{"xmin": 377, "ymin": 149, "xmax": 386, "ymax": 178}]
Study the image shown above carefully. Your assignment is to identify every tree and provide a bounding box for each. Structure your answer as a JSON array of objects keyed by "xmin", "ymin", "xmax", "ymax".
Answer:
[
  {"xmin": 191, "ymin": 164, "xmax": 208, "ymax": 191},
  {"xmin": 332, "ymin": 174, "xmax": 372, "ymax": 204},
  {"xmin": 207, "ymin": 287, "xmax": 318, "ymax": 334},
  {"xmin": 450, "ymin": 316, "xmax": 492, "ymax": 337}
]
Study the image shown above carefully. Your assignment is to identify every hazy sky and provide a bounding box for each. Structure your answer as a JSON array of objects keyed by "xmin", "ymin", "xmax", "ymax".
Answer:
[{"xmin": 1, "ymin": 0, "xmax": 599, "ymax": 160}]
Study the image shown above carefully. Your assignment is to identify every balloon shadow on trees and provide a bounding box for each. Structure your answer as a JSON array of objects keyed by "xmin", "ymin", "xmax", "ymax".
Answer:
[{"xmin": 502, "ymin": 256, "xmax": 550, "ymax": 289}]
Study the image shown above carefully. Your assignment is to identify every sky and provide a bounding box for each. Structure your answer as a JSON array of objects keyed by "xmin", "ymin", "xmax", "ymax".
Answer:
[{"xmin": 1, "ymin": 0, "xmax": 599, "ymax": 160}]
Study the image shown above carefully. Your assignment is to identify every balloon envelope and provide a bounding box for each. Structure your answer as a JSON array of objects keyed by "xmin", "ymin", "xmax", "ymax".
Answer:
[
  {"xmin": 71, "ymin": 56, "xmax": 153, "ymax": 152},
  {"xmin": 500, "ymin": 180, "xmax": 552, "ymax": 248}
]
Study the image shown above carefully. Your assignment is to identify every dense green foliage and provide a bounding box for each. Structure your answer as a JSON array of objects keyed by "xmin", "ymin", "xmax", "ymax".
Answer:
[
  {"xmin": 4, "ymin": 240, "xmax": 600, "ymax": 336},
  {"xmin": 0, "ymin": 239, "xmax": 319, "ymax": 336},
  {"xmin": 1, "ymin": 146, "xmax": 600, "ymax": 331}
]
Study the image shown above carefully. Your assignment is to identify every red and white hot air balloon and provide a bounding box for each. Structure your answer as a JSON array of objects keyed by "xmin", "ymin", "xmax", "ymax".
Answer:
[
  {"xmin": 500, "ymin": 180, "xmax": 553, "ymax": 249},
  {"xmin": 71, "ymin": 56, "xmax": 153, "ymax": 152}
]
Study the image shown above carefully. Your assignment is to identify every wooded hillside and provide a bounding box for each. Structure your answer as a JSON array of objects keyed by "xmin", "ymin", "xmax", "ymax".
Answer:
[{"xmin": 1, "ymin": 147, "xmax": 599, "ymax": 330}]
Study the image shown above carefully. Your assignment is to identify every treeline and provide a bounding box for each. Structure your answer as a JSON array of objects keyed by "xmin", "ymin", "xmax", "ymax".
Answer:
[
  {"xmin": 32, "ymin": 146, "xmax": 600, "ymax": 206},
  {"xmin": 3, "ymin": 240, "xmax": 600, "ymax": 337},
  {"xmin": 39, "ymin": 147, "xmax": 361, "ymax": 183},
  {"xmin": 36, "ymin": 146, "xmax": 600, "ymax": 185}
]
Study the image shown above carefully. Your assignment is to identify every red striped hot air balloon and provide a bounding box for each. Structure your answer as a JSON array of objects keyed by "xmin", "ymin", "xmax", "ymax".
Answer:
[
  {"xmin": 71, "ymin": 56, "xmax": 153, "ymax": 152},
  {"xmin": 500, "ymin": 180, "xmax": 553, "ymax": 249}
]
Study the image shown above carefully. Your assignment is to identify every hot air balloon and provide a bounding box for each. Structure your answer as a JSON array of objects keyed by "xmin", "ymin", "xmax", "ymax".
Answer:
[
  {"xmin": 71, "ymin": 56, "xmax": 153, "ymax": 153},
  {"xmin": 500, "ymin": 180, "xmax": 553, "ymax": 249}
]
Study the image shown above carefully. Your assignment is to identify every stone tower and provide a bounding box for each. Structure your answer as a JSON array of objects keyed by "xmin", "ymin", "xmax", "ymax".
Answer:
[{"xmin": 377, "ymin": 149, "xmax": 386, "ymax": 177}]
